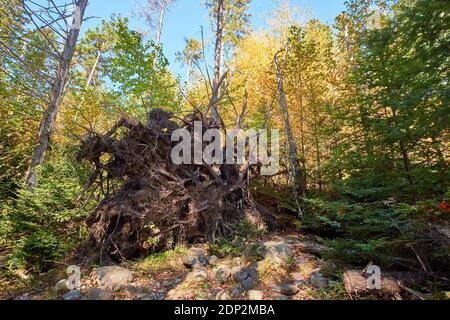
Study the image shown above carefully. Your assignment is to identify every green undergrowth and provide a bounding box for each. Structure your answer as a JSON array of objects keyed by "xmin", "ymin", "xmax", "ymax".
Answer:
[{"xmin": 300, "ymin": 196, "xmax": 450, "ymax": 271}]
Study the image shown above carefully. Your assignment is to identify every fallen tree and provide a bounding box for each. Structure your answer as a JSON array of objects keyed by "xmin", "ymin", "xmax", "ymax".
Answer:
[
  {"xmin": 75, "ymin": 109, "xmax": 274, "ymax": 265},
  {"xmin": 343, "ymin": 270, "xmax": 450, "ymax": 299}
]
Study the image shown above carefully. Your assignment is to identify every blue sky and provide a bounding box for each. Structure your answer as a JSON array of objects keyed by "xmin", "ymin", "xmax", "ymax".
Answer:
[{"xmin": 82, "ymin": 1, "xmax": 347, "ymax": 78}]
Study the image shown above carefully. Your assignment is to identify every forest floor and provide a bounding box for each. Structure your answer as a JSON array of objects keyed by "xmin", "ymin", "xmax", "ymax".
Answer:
[
  {"xmin": 5, "ymin": 227, "xmax": 447, "ymax": 301},
  {"xmin": 3, "ymin": 231, "xmax": 352, "ymax": 301}
]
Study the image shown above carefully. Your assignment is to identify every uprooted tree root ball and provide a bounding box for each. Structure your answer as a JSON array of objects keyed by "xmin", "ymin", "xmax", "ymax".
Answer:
[{"xmin": 76, "ymin": 109, "xmax": 274, "ymax": 265}]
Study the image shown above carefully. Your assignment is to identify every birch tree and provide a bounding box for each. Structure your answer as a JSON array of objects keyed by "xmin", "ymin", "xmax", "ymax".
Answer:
[{"xmin": 24, "ymin": 0, "xmax": 89, "ymax": 188}]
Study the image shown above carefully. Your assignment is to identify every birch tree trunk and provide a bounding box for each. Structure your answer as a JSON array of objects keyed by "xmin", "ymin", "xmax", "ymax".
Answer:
[
  {"xmin": 25, "ymin": 0, "xmax": 88, "ymax": 188},
  {"xmin": 186, "ymin": 59, "xmax": 192, "ymax": 84},
  {"xmin": 211, "ymin": 0, "xmax": 225, "ymax": 121},
  {"xmin": 86, "ymin": 51, "xmax": 101, "ymax": 89},
  {"xmin": 274, "ymin": 51, "xmax": 306, "ymax": 218},
  {"xmin": 155, "ymin": 2, "xmax": 166, "ymax": 47}
]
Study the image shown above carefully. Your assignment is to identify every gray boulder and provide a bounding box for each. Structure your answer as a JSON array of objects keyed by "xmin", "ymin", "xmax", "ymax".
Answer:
[
  {"xmin": 207, "ymin": 255, "xmax": 219, "ymax": 266},
  {"xmin": 310, "ymin": 273, "xmax": 328, "ymax": 289},
  {"xmin": 242, "ymin": 278, "xmax": 258, "ymax": 290},
  {"xmin": 83, "ymin": 288, "xmax": 114, "ymax": 300},
  {"xmin": 95, "ymin": 266, "xmax": 133, "ymax": 289},
  {"xmin": 53, "ymin": 279, "xmax": 69, "ymax": 294},
  {"xmin": 232, "ymin": 266, "xmax": 258, "ymax": 290},
  {"xmin": 63, "ymin": 290, "xmax": 82, "ymax": 301},
  {"xmin": 273, "ymin": 284, "xmax": 299, "ymax": 296},
  {"xmin": 181, "ymin": 248, "xmax": 207, "ymax": 269},
  {"xmin": 230, "ymin": 287, "xmax": 242, "ymax": 298},
  {"xmin": 214, "ymin": 265, "xmax": 232, "ymax": 283}
]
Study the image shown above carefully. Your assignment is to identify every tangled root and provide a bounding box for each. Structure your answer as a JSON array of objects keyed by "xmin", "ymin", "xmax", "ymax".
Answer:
[{"xmin": 76, "ymin": 109, "xmax": 273, "ymax": 265}]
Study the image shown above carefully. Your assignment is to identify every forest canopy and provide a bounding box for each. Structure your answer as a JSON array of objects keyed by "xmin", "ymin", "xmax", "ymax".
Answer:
[{"xmin": 0, "ymin": 0, "xmax": 448, "ymax": 301}]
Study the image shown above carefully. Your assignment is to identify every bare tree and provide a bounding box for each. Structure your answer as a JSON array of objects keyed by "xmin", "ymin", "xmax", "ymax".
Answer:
[
  {"xmin": 137, "ymin": 0, "xmax": 177, "ymax": 47},
  {"xmin": 23, "ymin": 0, "xmax": 89, "ymax": 188},
  {"xmin": 274, "ymin": 49, "xmax": 306, "ymax": 219},
  {"xmin": 211, "ymin": 0, "xmax": 225, "ymax": 121}
]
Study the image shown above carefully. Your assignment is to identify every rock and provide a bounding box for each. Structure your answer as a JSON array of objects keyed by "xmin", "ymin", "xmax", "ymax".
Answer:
[
  {"xmin": 231, "ymin": 287, "xmax": 242, "ymax": 298},
  {"xmin": 232, "ymin": 257, "xmax": 243, "ymax": 266},
  {"xmin": 247, "ymin": 267, "xmax": 258, "ymax": 280},
  {"xmin": 256, "ymin": 245, "xmax": 267, "ymax": 257},
  {"xmin": 126, "ymin": 286, "xmax": 149, "ymax": 295},
  {"xmin": 214, "ymin": 265, "xmax": 232, "ymax": 283},
  {"xmin": 299, "ymin": 242, "xmax": 326, "ymax": 257},
  {"xmin": 53, "ymin": 279, "xmax": 69, "ymax": 294},
  {"xmin": 181, "ymin": 248, "xmax": 207, "ymax": 269},
  {"xmin": 232, "ymin": 266, "xmax": 259, "ymax": 290},
  {"xmin": 275, "ymin": 284, "xmax": 299, "ymax": 296},
  {"xmin": 138, "ymin": 294, "xmax": 156, "ymax": 300},
  {"xmin": 256, "ymin": 242, "xmax": 293, "ymax": 266},
  {"xmin": 242, "ymin": 278, "xmax": 258, "ymax": 290},
  {"xmin": 232, "ymin": 266, "xmax": 249, "ymax": 282},
  {"xmin": 83, "ymin": 288, "xmax": 114, "ymax": 300},
  {"xmin": 266, "ymin": 242, "xmax": 293, "ymax": 258},
  {"xmin": 232, "ymin": 266, "xmax": 258, "ymax": 282},
  {"xmin": 216, "ymin": 290, "xmax": 231, "ymax": 301},
  {"xmin": 186, "ymin": 268, "xmax": 208, "ymax": 283},
  {"xmin": 321, "ymin": 260, "xmax": 337, "ymax": 275},
  {"xmin": 15, "ymin": 293, "xmax": 31, "ymax": 301},
  {"xmin": 95, "ymin": 266, "xmax": 133, "ymax": 289},
  {"xmin": 248, "ymin": 290, "xmax": 264, "ymax": 300},
  {"xmin": 63, "ymin": 290, "xmax": 82, "ymax": 301},
  {"xmin": 271, "ymin": 294, "xmax": 291, "ymax": 300},
  {"xmin": 208, "ymin": 255, "xmax": 219, "ymax": 266},
  {"xmin": 310, "ymin": 273, "xmax": 328, "ymax": 289}
]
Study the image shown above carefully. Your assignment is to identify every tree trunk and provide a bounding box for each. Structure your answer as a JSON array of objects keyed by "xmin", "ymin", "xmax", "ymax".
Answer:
[
  {"xmin": 315, "ymin": 134, "xmax": 322, "ymax": 191},
  {"xmin": 156, "ymin": 3, "xmax": 166, "ymax": 47},
  {"xmin": 211, "ymin": 0, "xmax": 225, "ymax": 121},
  {"xmin": 297, "ymin": 80, "xmax": 307, "ymax": 188},
  {"xmin": 25, "ymin": 0, "xmax": 88, "ymax": 188},
  {"xmin": 185, "ymin": 59, "xmax": 192, "ymax": 85},
  {"xmin": 390, "ymin": 108, "xmax": 415, "ymax": 189},
  {"xmin": 86, "ymin": 51, "xmax": 101, "ymax": 89},
  {"xmin": 274, "ymin": 50, "xmax": 306, "ymax": 218},
  {"xmin": 343, "ymin": 270, "xmax": 402, "ymax": 298},
  {"xmin": 343, "ymin": 270, "xmax": 449, "ymax": 299}
]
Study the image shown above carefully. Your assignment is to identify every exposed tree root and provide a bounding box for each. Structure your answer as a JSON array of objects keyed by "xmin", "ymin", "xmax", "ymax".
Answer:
[{"xmin": 76, "ymin": 109, "xmax": 273, "ymax": 265}]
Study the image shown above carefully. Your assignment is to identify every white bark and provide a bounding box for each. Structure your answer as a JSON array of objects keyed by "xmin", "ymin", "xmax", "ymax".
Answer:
[
  {"xmin": 25, "ymin": 0, "xmax": 89, "ymax": 188},
  {"xmin": 86, "ymin": 51, "xmax": 101, "ymax": 89},
  {"xmin": 274, "ymin": 50, "xmax": 306, "ymax": 218}
]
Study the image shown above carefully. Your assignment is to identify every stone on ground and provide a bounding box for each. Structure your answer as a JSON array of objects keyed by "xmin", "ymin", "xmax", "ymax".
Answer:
[
  {"xmin": 181, "ymin": 248, "xmax": 207, "ymax": 269},
  {"xmin": 83, "ymin": 288, "xmax": 114, "ymax": 300},
  {"xmin": 186, "ymin": 268, "xmax": 208, "ymax": 283},
  {"xmin": 248, "ymin": 290, "xmax": 264, "ymax": 300},
  {"xmin": 53, "ymin": 279, "xmax": 69, "ymax": 294},
  {"xmin": 310, "ymin": 273, "xmax": 328, "ymax": 289},
  {"xmin": 273, "ymin": 284, "xmax": 299, "ymax": 296},
  {"xmin": 95, "ymin": 266, "xmax": 133, "ymax": 289},
  {"xmin": 207, "ymin": 255, "xmax": 219, "ymax": 266},
  {"xmin": 63, "ymin": 290, "xmax": 82, "ymax": 301},
  {"xmin": 216, "ymin": 290, "xmax": 232, "ymax": 300},
  {"xmin": 214, "ymin": 264, "xmax": 232, "ymax": 283}
]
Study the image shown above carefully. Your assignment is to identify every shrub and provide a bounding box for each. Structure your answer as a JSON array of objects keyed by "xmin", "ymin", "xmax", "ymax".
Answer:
[{"xmin": 0, "ymin": 147, "xmax": 95, "ymax": 273}]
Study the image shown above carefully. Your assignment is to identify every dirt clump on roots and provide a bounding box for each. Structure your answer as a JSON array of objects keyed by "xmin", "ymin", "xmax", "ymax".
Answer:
[{"xmin": 76, "ymin": 109, "xmax": 274, "ymax": 265}]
